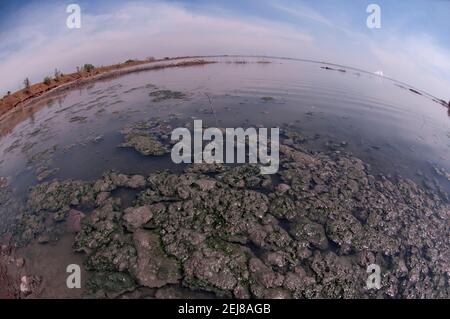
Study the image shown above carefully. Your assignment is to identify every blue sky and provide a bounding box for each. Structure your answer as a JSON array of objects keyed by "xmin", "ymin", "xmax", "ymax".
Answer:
[{"xmin": 1, "ymin": 0, "xmax": 449, "ymax": 100}]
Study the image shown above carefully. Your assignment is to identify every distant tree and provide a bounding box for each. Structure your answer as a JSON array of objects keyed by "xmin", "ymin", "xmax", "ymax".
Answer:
[
  {"xmin": 43, "ymin": 76, "xmax": 52, "ymax": 85},
  {"xmin": 54, "ymin": 68, "xmax": 61, "ymax": 81},
  {"xmin": 23, "ymin": 78, "xmax": 30, "ymax": 88},
  {"xmin": 23, "ymin": 78, "xmax": 31, "ymax": 93},
  {"xmin": 83, "ymin": 64, "xmax": 95, "ymax": 72}
]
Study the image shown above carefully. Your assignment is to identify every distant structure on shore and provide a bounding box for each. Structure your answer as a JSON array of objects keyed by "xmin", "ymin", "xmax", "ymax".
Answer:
[{"xmin": 374, "ymin": 70, "xmax": 384, "ymax": 76}]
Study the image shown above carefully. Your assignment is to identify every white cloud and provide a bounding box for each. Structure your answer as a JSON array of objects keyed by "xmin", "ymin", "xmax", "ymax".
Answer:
[
  {"xmin": 0, "ymin": 1, "xmax": 449, "ymax": 101},
  {"xmin": 369, "ymin": 34, "xmax": 450, "ymax": 100},
  {"xmin": 406, "ymin": 36, "xmax": 450, "ymax": 72},
  {"xmin": 270, "ymin": 2, "xmax": 333, "ymax": 27},
  {"xmin": 0, "ymin": 1, "xmax": 314, "ymax": 94}
]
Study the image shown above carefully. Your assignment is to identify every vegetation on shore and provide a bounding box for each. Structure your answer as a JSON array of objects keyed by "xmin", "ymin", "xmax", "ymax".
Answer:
[{"xmin": 0, "ymin": 57, "xmax": 215, "ymax": 118}]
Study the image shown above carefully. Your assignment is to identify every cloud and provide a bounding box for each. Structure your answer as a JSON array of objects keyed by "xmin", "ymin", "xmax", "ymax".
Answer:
[
  {"xmin": 0, "ymin": 1, "xmax": 315, "ymax": 94},
  {"xmin": 0, "ymin": 0, "xmax": 449, "ymax": 101},
  {"xmin": 369, "ymin": 34, "xmax": 450, "ymax": 100},
  {"xmin": 270, "ymin": 1, "xmax": 333, "ymax": 27},
  {"xmin": 406, "ymin": 36, "xmax": 450, "ymax": 72}
]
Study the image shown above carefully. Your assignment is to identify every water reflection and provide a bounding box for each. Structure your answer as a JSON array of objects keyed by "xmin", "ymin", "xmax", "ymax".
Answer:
[{"xmin": 0, "ymin": 57, "xmax": 449, "ymax": 299}]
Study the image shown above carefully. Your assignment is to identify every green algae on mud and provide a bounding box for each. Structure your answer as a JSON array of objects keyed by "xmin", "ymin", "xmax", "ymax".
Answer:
[
  {"xmin": 120, "ymin": 131, "xmax": 168, "ymax": 156},
  {"xmin": 3, "ymin": 128, "xmax": 449, "ymax": 299},
  {"xmin": 149, "ymin": 89, "xmax": 187, "ymax": 102}
]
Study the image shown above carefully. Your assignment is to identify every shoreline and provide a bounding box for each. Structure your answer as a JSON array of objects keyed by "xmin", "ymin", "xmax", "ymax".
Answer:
[
  {"xmin": 0, "ymin": 57, "xmax": 216, "ymax": 120},
  {"xmin": 1, "ymin": 55, "xmax": 448, "ymax": 122}
]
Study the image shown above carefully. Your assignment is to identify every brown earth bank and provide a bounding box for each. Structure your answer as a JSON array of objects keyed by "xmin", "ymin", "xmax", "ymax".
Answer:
[{"xmin": 0, "ymin": 57, "xmax": 216, "ymax": 120}]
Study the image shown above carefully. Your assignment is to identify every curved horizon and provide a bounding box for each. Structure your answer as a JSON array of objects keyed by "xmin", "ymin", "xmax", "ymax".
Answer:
[{"xmin": 1, "ymin": 0, "xmax": 450, "ymax": 102}]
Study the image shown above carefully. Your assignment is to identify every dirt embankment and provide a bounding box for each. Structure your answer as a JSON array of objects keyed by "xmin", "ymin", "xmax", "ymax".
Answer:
[{"xmin": 0, "ymin": 57, "xmax": 216, "ymax": 119}]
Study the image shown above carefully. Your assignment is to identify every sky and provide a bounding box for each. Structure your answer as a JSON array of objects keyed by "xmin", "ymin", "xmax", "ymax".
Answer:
[{"xmin": 0, "ymin": 0, "xmax": 449, "ymax": 100}]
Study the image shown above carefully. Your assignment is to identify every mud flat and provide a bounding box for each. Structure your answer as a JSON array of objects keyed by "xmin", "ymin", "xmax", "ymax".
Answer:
[
  {"xmin": 2, "ymin": 124, "xmax": 449, "ymax": 299},
  {"xmin": 0, "ymin": 57, "xmax": 448, "ymax": 299}
]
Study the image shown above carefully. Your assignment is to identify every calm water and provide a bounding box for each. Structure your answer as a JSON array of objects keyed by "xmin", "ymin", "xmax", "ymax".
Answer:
[{"xmin": 1, "ymin": 56, "xmax": 449, "ymax": 204}]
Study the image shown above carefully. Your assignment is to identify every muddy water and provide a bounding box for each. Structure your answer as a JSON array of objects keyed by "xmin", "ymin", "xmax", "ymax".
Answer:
[
  {"xmin": 0, "ymin": 57, "xmax": 449, "ymax": 298},
  {"xmin": 1, "ymin": 58, "xmax": 448, "ymax": 194}
]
